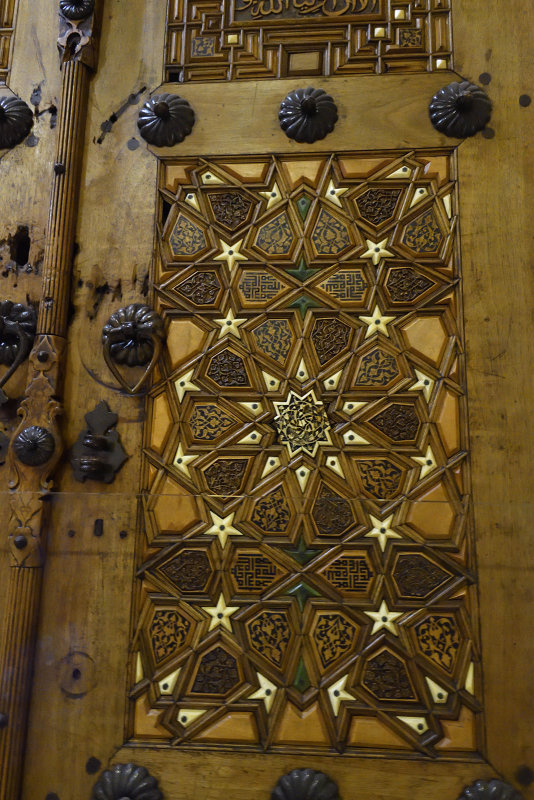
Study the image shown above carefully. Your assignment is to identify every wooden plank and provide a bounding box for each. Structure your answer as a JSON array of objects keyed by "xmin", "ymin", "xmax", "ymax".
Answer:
[
  {"xmin": 150, "ymin": 72, "xmax": 461, "ymax": 157},
  {"xmin": 454, "ymin": 0, "xmax": 534, "ymax": 791},
  {"xmin": 112, "ymin": 747, "xmax": 494, "ymax": 800}
]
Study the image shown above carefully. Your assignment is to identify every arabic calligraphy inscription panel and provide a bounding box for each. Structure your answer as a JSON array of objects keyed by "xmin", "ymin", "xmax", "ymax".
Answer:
[
  {"xmin": 130, "ymin": 151, "xmax": 482, "ymax": 756},
  {"xmin": 165, "ymin": 0, "xmax": 452, "ymax": 82}
]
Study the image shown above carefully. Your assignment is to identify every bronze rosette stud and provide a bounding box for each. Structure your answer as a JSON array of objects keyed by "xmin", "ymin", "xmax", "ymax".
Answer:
[
  {"xmin": 0, "ymin": 94, "xmax": 33, "ymax": 149},
  {"xmin": 279, "ymin": 87, "xmax": 338, "ymax": 144},
  {"xmin": 59, "ymin": 0, "xmax": 94, "ymax": 19},
  {"xmin": 429, "ymin": 80, "xmax": 492, "ymax": 138},
  {"xmin": 272, "ymin": 768, "xmax": 340, "ymax": 800},
  {"xmin": 458, "ymin": 780, "xmax": 524, "ymax": 800},
  {"xmin": 137, "ymin": 93, "xmax": 195, "ymax": 147},
  {"xmin": 91, "ymin": 763, "xmax": 162, "ymax": 800},
  {"xmin": 12, "ymin": 426, "xmax": 55, "ymax": 467},
  {"xmin": 102, "ymin": 303, "xmax": 165, "ymax": 394},
  {"xmin": 0, "ymin": 300, "xmax": 37, "ymax": 403}
]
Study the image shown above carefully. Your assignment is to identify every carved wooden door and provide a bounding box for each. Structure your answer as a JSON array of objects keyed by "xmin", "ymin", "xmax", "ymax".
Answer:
[{"xmin": 0, "ymin": 1, "xmax": 533, "ymax": 800}]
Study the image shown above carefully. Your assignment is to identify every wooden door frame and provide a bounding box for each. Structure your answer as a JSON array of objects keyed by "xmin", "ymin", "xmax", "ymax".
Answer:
[{"xmin": 0, "ymin": 0, "xmax": 530, "ymax": 798}]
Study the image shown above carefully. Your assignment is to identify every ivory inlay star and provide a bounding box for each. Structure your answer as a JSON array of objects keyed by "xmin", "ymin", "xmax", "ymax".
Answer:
[
  {"xmin": 361, "ymin": 238, "xmax": 393, "ymax": 265},
  {"xmin": 365, "ymin": 600, "xmax": 402, "ymax": 635},
  {"xmin": 214, "ymin": 238, "xmax": 247, "ymax": 271},
  {"xmin": 359, "ymin": 305, "xmax": 395, "ymax": 338},
  {"xmin": 365, "ymin": 514, "xmax": 401, "ymax": 551},
  {"xmin": 204, "ymin": 511, "xmax": 242, "ymax": 547},
  {"xmin": 202, "ymin": 594, "xmax": 239, "ymax": 631},
  {"xmin": 214, "ymin": 308, "xmax": 246, "ymax": 339}
]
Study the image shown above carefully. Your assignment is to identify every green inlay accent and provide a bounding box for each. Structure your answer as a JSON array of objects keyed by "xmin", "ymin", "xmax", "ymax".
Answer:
[
  {"xmin": 288, "ymin": 581, "xmax": 321, "ymax": 611},
  {"xmin": 289, "ymin": 294, "xmax": 321, "ymax": 319},
  {"xmin": 293, "ymin": 658, "xmax": 311, "ymax": 692},
  {"xmin": 287, "ymin": 256, "xmax": 320, "ymax": 283},
  {"xmin": 296, "ymin": 194, "xmax": 312, "ymax": 222},
  {"xmin": 285, "ymin": 537, "xmax": 319, "ymax": 566}
]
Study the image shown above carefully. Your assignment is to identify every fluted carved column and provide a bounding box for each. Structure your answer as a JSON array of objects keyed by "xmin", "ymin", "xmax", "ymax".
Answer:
[{"xmin": 0, "ymin": 5, "xmax": 100, "ymax": 799}]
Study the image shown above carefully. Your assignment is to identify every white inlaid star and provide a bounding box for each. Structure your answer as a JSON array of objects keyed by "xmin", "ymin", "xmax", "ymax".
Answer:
[
  {"xmin": 215, "ymin": 308, "xmax": 246, "ymax": 339},
  {"xmin": 324, "ymin": 179, "xmax": 347, "ymax": 208},
  {"xmin": 260, "ymin": 182, "xmax": 283, "ymax": 209},
  {"xmin": 365, "ymin": 600, "xmax": 402, "ymax": 636},
  {"xmin": 249, "ymin": 672, "xmax": 277, "ymax": 712},
  {"xmin": 174, "ymin": 369, "xmax": 200, "ymax": 402},
  {"xmin": 361, "ymin": 238, "xmax": 394, "ymax": 265},
  {"xmin": 214, "ymin": 238, "xmax": 247, "ymax": 271},
  {"xmin": 204, "ymin": 511, "xmax": 242, "ymax": 548},
  {"xmin": 173, "ymin": 443, "xmax": 196, "ymax": 478},
  {"xmin": 202, "ymin": 594, "xmax": 239, "ymax": 632},
  {"xmin": 327, "ymin": 674, "xmax": 353, "ymax": 715},
  {"xmin": 412, "ymin": 445, "xmax": 438, "ymax": 478},
  {"xmin": 410, "ymin": 369, "xmax": 435, "ymax": 403},
  {"xmin": 365, "ymin": 514, "xmax": 401, "ymax": 551},
  {"xmin": 359, "ymin": 305, "xmax": 395, "ymax": 338}
]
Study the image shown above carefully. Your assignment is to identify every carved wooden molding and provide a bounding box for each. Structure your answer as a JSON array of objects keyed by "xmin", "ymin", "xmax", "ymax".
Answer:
[{"xmin": 0, "ymin": 2, "xmax": 102, "ymax": 798}]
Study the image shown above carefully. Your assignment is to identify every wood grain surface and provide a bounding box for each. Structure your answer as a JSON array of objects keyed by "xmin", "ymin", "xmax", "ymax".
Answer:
[{"xmin": 0, "ymin": 0, "xmax": 530, "ymax": 797}]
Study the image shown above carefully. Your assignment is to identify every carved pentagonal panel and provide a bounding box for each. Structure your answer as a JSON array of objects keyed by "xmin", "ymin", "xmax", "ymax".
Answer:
[
  {"xmin": 207, "ymin": 191, "xmax": 254, "ymax": 231},
  {"xmin": 312, "ymin": 482, "xmax": 355, "ymax": 538},
  {"xmin": 356, "ymin": 189, "xmax": 402, "ymax": 227},
  {"xmin": 189, "ymin": 645, "xmax": 243, "ymax": 696},
  {"xmin": 203, "ymin": 458, "xmax": 249, "ymax": 496},
  {"xmin": 134, "ymin": 152, "xmax": 479, "ymax": 755},
  {"xmin": 368, "ymin": 403, "xmax": 421, "ymax": 443},
  {"xmin": 186, "ymin": 403, "xmax": 240, "ymax": 442},
  {"xmin": 354, "ymin": 348, "xmax": 401, "ymax": 389},
  {"xmin": 413, "ymin": 614, "xmax": 461, "ymax": 675},
  {"xmin": 362, "ymin": 650, "xmax": 416, "ymax": 701},
  {"xmin": 167, "ymin": 211, "xmax": 209, "ymax": 259},
  {"xmin": 311, "ymin": 318, "xmax": 352, "ymax": 365},
  {"xmin": 401, "ymin": 209, "xmax": 444, "ymax": 257}
]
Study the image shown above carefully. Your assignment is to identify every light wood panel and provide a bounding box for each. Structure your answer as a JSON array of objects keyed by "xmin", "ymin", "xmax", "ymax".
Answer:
[
  {"xmin": 150, "ymin": 72, "xmax": 460, "ymax": 158},
  {"xmin": 454, "ymin": 0, "xmax": 534, "ymax": 791}
]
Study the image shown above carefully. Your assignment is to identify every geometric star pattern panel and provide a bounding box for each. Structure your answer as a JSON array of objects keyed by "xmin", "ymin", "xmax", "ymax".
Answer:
[
  {"xmin": 129, "ymin": 151, "xmax": 482, "ymax": 756},
  {"xmin": 165, "ymin": 0, "xmax": 452, "ymax": 82}
]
